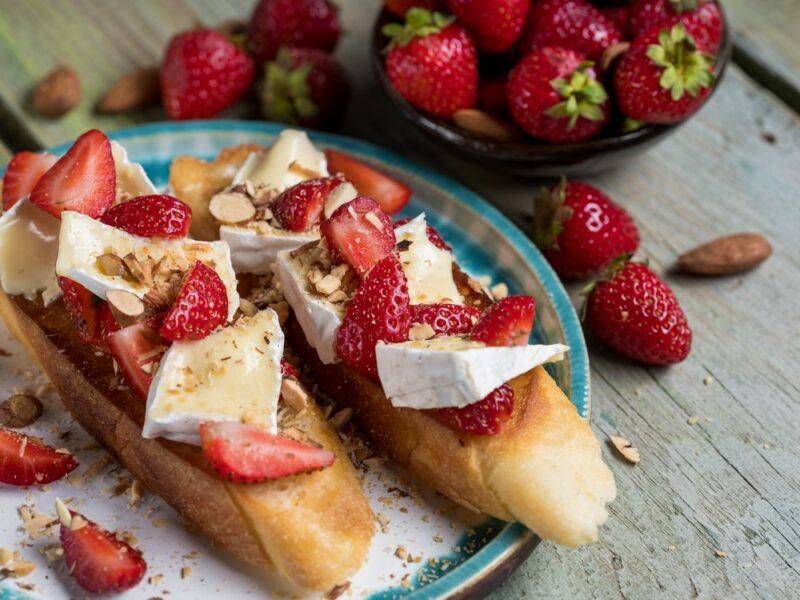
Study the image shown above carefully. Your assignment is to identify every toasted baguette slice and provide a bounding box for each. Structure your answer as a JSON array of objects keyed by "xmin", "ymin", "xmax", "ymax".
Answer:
[{"xmin": 0, "ymin": 290, "xmax": 375, "ymax": 591}]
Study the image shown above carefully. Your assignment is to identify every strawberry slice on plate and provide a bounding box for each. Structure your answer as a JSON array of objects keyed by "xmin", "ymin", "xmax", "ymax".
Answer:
[
  {"xmin": 199, "ymin": 421, "xmax": 335, "ymax": 483},
  {"xmin": 0, "ymin": 428, "xmax": 78, "ymax": 486},
  {"xmin": 108, "ymin": 323, "xmax": 170, "ymax": 400},
  {"xmin": 335, "ymin": 253, "xmax": 411, "ymax": 380},
  {"xmin": 320, "ymin": 197, "xmax": 396, "ymax": 278},
  {"xmin": 101, "ymin": 194, "xmax": 192, "ymax": 238},
  {"xmin": 410, "ymin": 303, "xmax": 480, "ymax": 336},
  {"xmin": 59, "ymin": 277, "xmax": 105, "ymax": 348},
  {"xmin": 2, "ymin": 151, "xmax": 58, "ymax": 210},
  {"xmin": 57, "ymin": 501, "xmax": 147, "ymax": 594},
  {"xmin": 30, "ymin": 129, "xmax": 116, "ymax": 219},
  {"xmin": 394, "ymin": 218, "xmax": 451, "ymax": 251},
  {"xmin": 159, "ymin": 261, "xmax": 228, "ymax": 341},
  {"xmin": 471, "ymin": 296, "xmax": 536, "ymax": 346},
  {"xmin": 435, "ymin": 383, "xmax": 515, "ymax": 435},
  {"xmin": 324, "ymin": 150, "xmax": 411, "ymax": 215},
  {"xmin": 272, "ymin": 177, "xmax": 343, "ymax": 232}
]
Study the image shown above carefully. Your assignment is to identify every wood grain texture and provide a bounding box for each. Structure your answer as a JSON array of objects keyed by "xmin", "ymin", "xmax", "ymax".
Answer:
[{"xmin": 1, "ymin": 0, "xmax": 799, "ymax": 598}]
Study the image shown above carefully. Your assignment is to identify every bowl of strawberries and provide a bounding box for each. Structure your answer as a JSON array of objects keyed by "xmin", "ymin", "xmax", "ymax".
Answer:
[{"xmin": 373, "ymin": 0, "xmax": 731, "ymax": 177}]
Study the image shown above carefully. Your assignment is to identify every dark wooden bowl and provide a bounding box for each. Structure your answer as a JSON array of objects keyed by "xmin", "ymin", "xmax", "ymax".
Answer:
[{"xmin": 371, "ymin": 5, "xmax": 732, "ymax": 178}]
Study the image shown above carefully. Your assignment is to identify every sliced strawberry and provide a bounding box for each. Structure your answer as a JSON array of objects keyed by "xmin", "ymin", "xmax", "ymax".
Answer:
[
  {"xmin": 272, "ymin": 177, "xmax": 343, "ymax": 232},
  {"xmin": 335, "ymin": 254, "xmax": 411, "ymax": 380},
  {"xmin": 97, "ymin": 301, "xmax": 121, "ymax": 341},
  {"xmin": 199, "ymin": 421, "xmax": 335, "ymax": 483},
  {"xmin": 0, "ymin": 428, "xmax": 78, "ymax": 486},
  {"xmin": 471, "ymin": 296, "xmax": 535, "ymax": 346},
  {"xmin": 2, "ymin": 151, "xmax": 58, "ymax": 210},
  {"xmin": 393, "ymin": 218, "xmax": 451, "ymax": 251},
  {"xmin": 280, "ymin": 359, "xmax": 298, "ymax": 378},
  {"xmin": 159, "ymin": 262, "xmax": 228, "ymax": 341},
  {"xmin": 59, "ymin": 277, "xmax": 104, "ymax": 347},
  {"xmin": 58, "ymin": 505, "xmax": 147, "ymax": 594},
  {"xmin": 434, "ymin": 384, "xmax": 514, "ymax": 435},
  {"xmin": 30, "ymin": 129, "xmax": 115, "ymax": 219},
  {"xmin": 324, "ymin": 150, "xmax": 411, "ymax": 215},
  {"xmin": 107, "ymin": 323, "xmax": 170, "ymax": 400},
  {"xmin": 410, "ymin": 303, "xmax": 480, "ymax": 336},
  {"xmin": 320, "ymin": 197, "xmax": 396, "ymax": 278},
  {"xmin": 100, "ymin": 195, "xmax": 192, "ymax": 238}
]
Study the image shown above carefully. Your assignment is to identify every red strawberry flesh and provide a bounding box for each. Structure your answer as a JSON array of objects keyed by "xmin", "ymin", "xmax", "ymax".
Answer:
[
  {"xmin": 445, "ymin": 0, "xmax": 529, "ymax": 54},
  {"xmin": 101, "ymin": 195, "xmax": 192, "ymax": 238},
  {"xmin": 471, "ymin": 296, "xmax": 536, "ymax": 347},
  {"xmin": 435, "ymin": 384, "xmax": 514, "ymax": 435},
  {"xmin": 2, "ymin": 151, "xmax": 58, "ymax": 210},
  {"xmin": 0, "ymin": 428, "xmax": 78, "ymax": 486},
  {"xmin": 325, "ymin": 150, "xmax": 411, "ymax": 215},
  {"xmin": 59, "ymin": 277, "xmax": 105, "ymax": 348},
  {"xmin": 200, "ymin": 421, "xmax": 335, "ymax": 483},
  {"xmin": 272, "ymin": 177, "xmax": 343, "ymax": 232},
  {"xmin": 248, "ymin": 0, "xmax": 341, "ymax": 63},
  {"xmin": 107, "ymin": 323, "xmax": 170, "ymax": 400},
  {"xmin": 410, "ymin": 303, "xmax": 480, "ymax": 336},
  {"xmin": 159, "ymin": 261, "xmax": 229, "ymax": 341}
]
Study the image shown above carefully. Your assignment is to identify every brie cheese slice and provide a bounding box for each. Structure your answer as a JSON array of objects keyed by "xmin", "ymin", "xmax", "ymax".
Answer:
[
  {"xmin": 376, "ymin": 337, "xmax": 568, "ymax": 409},
  {"xmin": 276, "ymin": 249, "xmax": 343, "ymax": 364},
  {"xmin": 0, "ymin": 198, "xmax": 62, "ymax": 304},
  {"xmin": 143, "ymin": 309, "xmax": 283, "ymax": 445},
  {"xmin": 234, "ymin": 129, "xmax": 328, "ymax": 193},
  {"xmin": 395, "ymin": 214, "xmax": 463, "ymax": 306},
  {"xmin": 56, "ymin": 211, "xmax": 240, "ymax": 320},
  {"xmin": 110, "ymin": 141, "xmax": 159, "ymax": 199},
  {"xmin": 220, "ymin": 223, "xmax": 319, "ymax": 275}
]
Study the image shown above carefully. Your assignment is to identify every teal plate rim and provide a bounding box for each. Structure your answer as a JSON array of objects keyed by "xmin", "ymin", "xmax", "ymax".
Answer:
[{"xmin": 1, "ymin": 120, "xmax": 589, "ymax": 600}]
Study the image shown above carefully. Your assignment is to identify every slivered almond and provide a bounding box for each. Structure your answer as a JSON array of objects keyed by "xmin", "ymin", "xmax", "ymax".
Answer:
[
  {"xmin": 281, "ymin": 378, "xmax": 308, "ymax": 411},
  {"xmin": 97, "ymin": 253, "xmax": 125, "ymax": 277},
  {"xmin": 209, "ymin": 192, "xmax": 256, "ymax": 224},
  {"xmin": 365, "ymin": 212, "xmax": 384, "ymax": 230},
  {"xmin": 409, "ymin": 323, "xmax": 436, "ymax": 341},
  {"xmin": 239, "ymin": 298, "xmax": 258, "ymax": 317},
  {"xmin": 490, "ymin": 282, "xmax": 509, "ymax": 300},
  {"xmin": 330, "ymin": 407, "xmax": 353, "ymax": 429},
  {"xmin": 315, "ymin": 274, "xmax": 341, "ymax": 296},
  {"xmin": 54, "ymin": 498, "xmax": 71, "ymax": 528},
  {"xmin": 107, "ymin": 289, "xmax": 144, "ymax": 317},
  {"xmin": 609, "ymin": 435, "xmax": 640, "ymax": 464}
]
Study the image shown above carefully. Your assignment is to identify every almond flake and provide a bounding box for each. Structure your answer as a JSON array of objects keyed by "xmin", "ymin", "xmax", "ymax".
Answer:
[
  {"xmin": 330, "ymin": 407, "xmax": 353, "ymax": 429},
  {"xmin": 129, "ymin": 479, "xmax": 143, "ymax": 507},
  {"xmin": 325, "ymin": 581, "xmax": 351, "ymax": 599},
  {"xmin": 181, "ymin": 566, "xmax": 192, "ymax": 580},
  {"xmin": 395, "ymin": 545, "xmax": 409, "ymax": 561},
  {"xmin": 715, "ymin": 550, "xmax": 727, "ymax": 558},
  {"xmin": 55, "ymin": 497, "xmax": 72, "ymax": 528},
  {"xmin": 107, "ymin": 289, "xmax": 144, "ymax": 317},
  {"xmin": 490, "ymin": 283, "xmax": 509, "ymax": 300},
  {"xmin": 280, "ymin": 379, "xmax": 308, "ymax": 411},
  {"xmin": 409, "ymin": 323, "xmax": 436, "ymax": 341},
  {"xmin": 209, "ymin": 191, "xmax": 256, "ymax": 224},
  {"xmin": 288, "ymin": 161, "xmax": 321, "ymax": 179},
  {"xmin": 315, "ymin": 274, "xmax": 341, "ymax": 296},
  {"xmin": 609, "ymin": 435, "xmax": 640, "ymax": 464},
  {"xmin": 365, "ymin": 212, "xmax": 384, "ymax": 230},
  {"xmin": 239, "ymin": 298, "xmax": 258, "ymax": 317},
  {"xmin": 97, "ymin": 253, "xmax": 126, "ymax": 277},
  {"xmin": 70, "ymin": 515, "xmax": 87, "ymax": 531},
  {"xmin": 687, "ymin": 415, "xmax": 700, "ymax": 425}
]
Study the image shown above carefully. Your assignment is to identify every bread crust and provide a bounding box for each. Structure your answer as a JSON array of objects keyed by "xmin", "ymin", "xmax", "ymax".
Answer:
[{"xmin": 0, "ymin": 290, "xmax": 374, "ymax": 591}]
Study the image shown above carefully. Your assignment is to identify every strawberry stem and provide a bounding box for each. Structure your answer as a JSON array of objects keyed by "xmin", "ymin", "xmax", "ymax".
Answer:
[
  {"xmin": 381, "ymin": 8, "xmax": 455, "ymax": 51},
  {"xmin": 646, "ymin": 24, "xmax": 715, "ymax": 101},
  {"xmin": 532, "ymin": 177, "xmax": 573, "ymax": 250},
  {"xmin": 259, "ymin": 47, "xmax": 317, "ymax": 125},
  {"xmin": 668, "ymin": 0, "xmax": 698, "ymax": 13},
  {"xmin": 545, "ymin": 62, "xmax": 608, "ymax": 130}
]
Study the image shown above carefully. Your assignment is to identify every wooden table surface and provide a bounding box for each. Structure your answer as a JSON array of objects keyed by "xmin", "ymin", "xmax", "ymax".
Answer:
[{"xmin": 1, "ymin": 1, "xmax": 798, "ymax": 598}]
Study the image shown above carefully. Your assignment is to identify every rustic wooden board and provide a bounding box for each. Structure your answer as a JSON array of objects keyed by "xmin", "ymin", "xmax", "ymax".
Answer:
[
  {"xmin": 0, "ymin": 1, "xmax": 799, "ymax": 598},
  {"xmin": 726, "ymin": 0, "xmax": 800, "ymax": 110}
]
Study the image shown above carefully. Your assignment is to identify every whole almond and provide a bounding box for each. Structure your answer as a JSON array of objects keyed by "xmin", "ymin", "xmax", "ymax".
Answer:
[
  {"xmin": 678, "ymin": 233, "xmax": 772, "ymax": 276},
  {"xmin": 32, "ymin": 66, "xmax": 81, "ymax": 117},
  {"xmin": 0, "ymin": 393, "xmax": 43, "ymax": 428},
  {"xmin": 453, "ymin": 109, "xmax": 522, "ymax": 142},
  {"xmin": 97, "ymin": 67, "xmax": 160, "ymax": 114}
]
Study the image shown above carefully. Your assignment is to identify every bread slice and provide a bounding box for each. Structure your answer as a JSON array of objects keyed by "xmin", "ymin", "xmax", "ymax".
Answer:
[
  {"xmin": 286, "ymin": 268, "xmax": 616, "ymax": 548},
  {"xmin": 0, "ymin": 290, "xmax": 375, "ymax": 591}
]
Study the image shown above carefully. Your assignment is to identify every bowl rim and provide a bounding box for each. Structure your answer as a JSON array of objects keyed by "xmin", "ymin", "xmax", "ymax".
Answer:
[{"xmin": 371, "ymin": 3, "xmax": 733, "ymax": 160}]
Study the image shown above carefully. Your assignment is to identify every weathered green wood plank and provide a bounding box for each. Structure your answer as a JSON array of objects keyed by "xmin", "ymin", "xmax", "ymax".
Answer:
[
  {"xmin": 726, "ymin": 0, "xmax": 800, "ymax": 110},
  {"xmin": 0, "ymin": 0, "xmax": 252, "ymax": 149},
  {"xmin": 0, "ymin": 138, "xmax": 10, "ymax": 164}
]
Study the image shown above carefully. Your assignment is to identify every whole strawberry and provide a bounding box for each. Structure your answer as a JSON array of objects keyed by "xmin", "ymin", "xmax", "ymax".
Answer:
[
  {"xmin": 630, "ymin": 0, "xmax": 722, "ymax": 54},
  {"xmin": 533, "ymin": 179, "xmax": 639, "ymax": 279},
  {"xmin": 247, "ymin": 0, "xmax": 341, "ymax": 63},
  {"xmin": 615, "ymin": 24, "xmax": 714, "ymax": 124},
  {"xmin": 507, "ymin": 47, "xmax": 610, "ymax": 143},
  {"xmin": 584, "ymin": 259, "xmax": 692, "ymax": 365},
  {"xmin": 259, "ymin": 47, "xmax": 350, "ymax": 129},
  {"xmin": 599, "ymin": 5, "xmax": 632, "ymax": 39},
  {"xmin": 161, "ymin": 29, "xmax": 254, "ymax": 120},
  {"xmin": 385, "ymin": 0, "xmax": 443, "ymax": 18},
  {"xmin": 445, "ymin": 0, "xmax": 529, "ymax": 54},
  {"xmin": 518, "ymin": 0, "xmax": 622, "ymax": 62},
  {"xmin": 383, "ymin": 9, "xmax": 478, "ymax": 119}
]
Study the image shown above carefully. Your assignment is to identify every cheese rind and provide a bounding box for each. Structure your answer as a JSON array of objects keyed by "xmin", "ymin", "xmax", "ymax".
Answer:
[
  {"xmin": 276, "ymin": 250, "xmax": 343, "ymax": 364},
  {"xmin": 376, "ymin": 337, "xmax": 569, "ymax": 409},
  {"xmin": 395, "ymin": 214, "xmax": 463, "ymax": 306},
  {"xmin": 110, "ymin": 141, "xmax": 159, "ymax": 198},
  {"xmin": 56, "ymin": 212, "xmax": 240, "ymax": 320},
  {"xmin": 143, "ymin": 309, "xmax": 283, "ymax": 445},
  {"xmin": 220, "ymin": 223, "xmax": 319, "ymax": 274}
]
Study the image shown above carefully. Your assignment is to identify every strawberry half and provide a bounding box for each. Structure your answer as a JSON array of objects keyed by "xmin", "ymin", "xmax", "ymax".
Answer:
[
  {"xmin": 100, "ymin": 195, "xmax": 192, "ymax": 238},
  {"xmin": 59, "ymin": 277, "xmax": 105, "ymax": 348},
  {"xmin": 200, "ymin": 421, "xmax": 335, "ymax": 483},
  {"xmin": 159, "ymin": 262, "xmax": 228, "ymax": 341},
  {"xmin": 320, "ymin": 197, "xmax": 396, "ymax": 278},
  {"xmin": 58, "ymin": 504, "xmax": 147, "ymax": 594},
  {"xmin": 0, "ymin": 428, "xmax": 78, "ymax": 486},
  {"xmin": 434, "ymin": 383, "xmax": 514, "ymax": 435},
  {"xmin": 410, "ymin": 303, "xmax": 480, "ymax": 336},
  {"xmin": 2, "ymin": 151, "xmax": 58, "ymax": 210},
  {"xmin": 471, "ymin": 296, "xmax": 536, "ymax": 346},
  {"xmin": 335, "ymin": 253, "xmax": 411, "ymax": 380},
  {"xmin": 30, "ymin": 129, "xmax": 116, "ymax": 219},
  {"xmin": 272, "ymin": 177, "xmax": 343, "ymax": 232},
  {"xmin": 98, "ymin": 301, "xmax": 121, "ymax": 341},
  {"xmin": 393, "ymin": 218, "xmax": 451, "ymax": 251},
  {"xmin": 107, "ymin": 323, "xmax": 170, "ymax": 400},
  {"xmin": 325, "ymin": 150, "xmax": 412, "ymax": 215}
]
